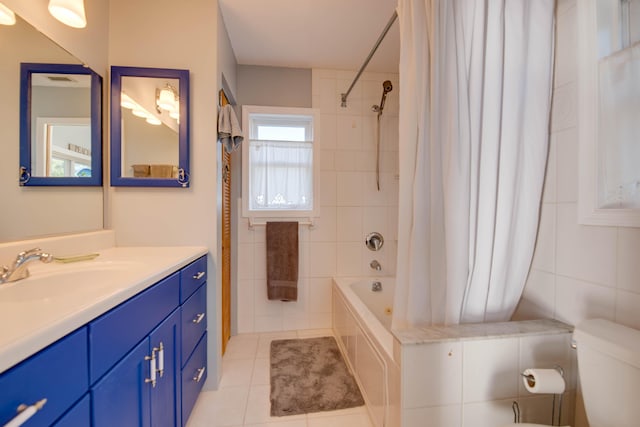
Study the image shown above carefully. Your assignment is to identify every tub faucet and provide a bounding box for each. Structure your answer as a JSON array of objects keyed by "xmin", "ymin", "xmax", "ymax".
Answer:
[
  {"xmin": 1, "ymin": 248, "xmax": 53, "ymax": 284},
  {"xmin": 370, "ymin": 260, "xmax": 382, "ymax": 271}
]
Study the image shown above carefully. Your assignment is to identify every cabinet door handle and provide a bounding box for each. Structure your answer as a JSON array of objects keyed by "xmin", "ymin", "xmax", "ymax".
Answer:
[
  {"xmin": 145, "ymin": 351, "xmax": 157, "ymax": 388},
  {"xmin": 193, "ymin": 367, "xmax": 206, "ymax": 383},
  {"xmin": 4, "ymin": 399, "xmax": 47, "ymax": 427},
  {"xmin": 192, "ymin": 313, "xmax": 205, "ymax": 324},
  {"xmin": 154, "ymin": 342, "xmax": 164, "ymax": 378},
  {"xmin": 193, "ymin": 271, "xmax": 205, "ymax": 280}
]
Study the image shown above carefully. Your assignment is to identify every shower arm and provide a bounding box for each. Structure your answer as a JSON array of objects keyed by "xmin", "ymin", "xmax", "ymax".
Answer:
[{"xmin": 341, "ymin": 10, "xmax": 398, "ymax": 108}]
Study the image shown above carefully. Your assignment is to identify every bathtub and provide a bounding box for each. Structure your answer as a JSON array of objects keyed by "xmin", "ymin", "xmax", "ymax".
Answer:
[{"xmin": 332, "ymin": 277, "xmax": 578, "ymax": 427}]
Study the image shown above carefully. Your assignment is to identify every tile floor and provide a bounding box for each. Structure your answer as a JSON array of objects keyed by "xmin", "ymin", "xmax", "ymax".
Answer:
[{"xmin": 186, "ymin": 329, "xmax": 374, "ymax": 427}]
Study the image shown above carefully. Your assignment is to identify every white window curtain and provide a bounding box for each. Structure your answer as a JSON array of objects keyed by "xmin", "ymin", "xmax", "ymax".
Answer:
[
  {"xmin": 393, "ymin": 0, "xmax": 555, "ymax": 328},
  {"xmin": 248, "ymin": 139, "xmax": 313, "ymax": 211}
]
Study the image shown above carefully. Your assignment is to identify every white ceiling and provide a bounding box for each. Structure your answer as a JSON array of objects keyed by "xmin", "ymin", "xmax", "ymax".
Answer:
[{"xmin": 218, "ymin": 0, "xmax": 399, "ymax": 73}]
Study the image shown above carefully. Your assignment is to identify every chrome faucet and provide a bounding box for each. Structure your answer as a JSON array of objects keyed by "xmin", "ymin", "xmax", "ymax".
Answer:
[
  {"xmin": 370, "ymin": 260, "xmax": 382, "ymax": 271},
  {"xmin": 1, "ymin": 248, "xmax": 53, "ymax": 284}
]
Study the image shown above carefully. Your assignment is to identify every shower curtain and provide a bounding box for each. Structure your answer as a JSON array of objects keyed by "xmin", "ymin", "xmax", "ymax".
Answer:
[{"xmin": 393, "ymin": 0, "xmax": 555, "ymax": 328}]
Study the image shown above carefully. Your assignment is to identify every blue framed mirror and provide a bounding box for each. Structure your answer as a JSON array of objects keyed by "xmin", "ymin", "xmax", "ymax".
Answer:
[
  {"xmin": 110, "ymin": 66, "xmax": 190, "ymax": 188},
  {"xmin": 19, "ymin": 63, "xmax": 102, "ymax": 186}
]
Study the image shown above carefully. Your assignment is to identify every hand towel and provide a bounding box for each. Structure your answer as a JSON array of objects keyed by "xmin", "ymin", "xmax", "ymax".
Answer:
[
  {"xmin": 266, "ymin": 222, "xmax": 299, "ymax": 301},
  {"xmin": 217, "ymin": 104, "xmax": 243, "ymax": 152}
]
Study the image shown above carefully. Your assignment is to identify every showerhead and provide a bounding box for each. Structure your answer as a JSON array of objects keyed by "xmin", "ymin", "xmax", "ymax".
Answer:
[{"xmin": 372, "ymin": 80, "xmax": 394, "ymax": 114}]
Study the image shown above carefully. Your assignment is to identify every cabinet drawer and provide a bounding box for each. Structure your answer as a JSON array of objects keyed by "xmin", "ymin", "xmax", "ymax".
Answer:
[
  {"xmin": 0, "ymin": 328, "xmax": 88, "ymax": 427},
  {"xmin": 181, "ymin": 284, "xmax": 206, "ymax": 366},
  {"xmin": 89, "ymin": 271, "xmax": 180, "ymax": 383},
  {"xmin": 52, "ymin": 394, "xmax": 90, "ymax": 427},
  {"xmin": 180, "ymin": 256, "xmax": 207, "ymax": 303},
  {"xmin": 181, "ymin": 332, "xmax": 207, "ymax": 425}
]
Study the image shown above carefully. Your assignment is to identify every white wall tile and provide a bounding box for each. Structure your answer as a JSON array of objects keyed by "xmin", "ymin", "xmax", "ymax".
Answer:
[
  {"xmin": 461, "ymin": 399, "xmax": 514, "ymax": 427},
  {"xmin": 238, "ymin": 243, "xmax": 255, "ymax": 280},
  {"xmin": 308, "ymin": 278, "xmax": 333, "ymax": 314},
  {"xmin": 462, "ymin": 338, "xmax": 520, "ymax": 403},
  {"xmin": 542, "ymin": 132, "xmax": 557, "ymax": 204},
  {"xmin": 309, "ymin": 242, "xmax": 337, "ymax": 277},
  {"xmin": 336, "ymin": 172, "xmax": 364, "ymax": 206},
  {"xmin": 320, "ymin": 171, "xmax": 337, "ymax": 207},
  {"xmin": 615, "ymin": 290, "xmax": 640, "ymax": 330},
  {"xmin": 555, "ymin": 276, "xmax": 616, "ymax": 326},
  {"xmin": 515, "ymin": 269, "xmax": 556, "ymax": 320},
  {"xmin": 319, "ymin": 78, "xmax": 337, "ymax": 115},
  {"xmin": 555, "ymin": 127, "xmax": 579, "ymax": 203},
  {"xmin": 237, "ymin": 279, "xmax": 255, "ymax": 334},
  {"xmin": 531, "ymin": 203, "xmax": 556, "ymax": 273},
  {"xmin": 320, "ymin": 150, "xmax": 336, "ymax": 172},
  {"xmin": 336, "ymin": 242, "xmax": 363, "ymax": 276},
  {"xmin": 551, "ymin": 82, "xmax": 577, "ymax": 132},
  {"xmin": 253, "ymin": 315, "xmax": 283, "ymax": 333},
  {"xmin": 403, "ymin": 405, "xmax": 462, "ymax": 427},
  {"xmin": 253, "ymin": 242, "xmax": 266, "ymax": 280},
  {"xmin": 310, "ymin": 206, "xmax": 337, "ymax": 242},
  {"xmin": 321, "ymin": 114, "xmax": 337, "ymax": 150},
  {"xmin": 337, "ymin": 116, "xmax": 363, "ymax": 151},
  {"xmin": 254, "ymin": 279, "xmax": 283, "ymax": 317},
  {"xmin": 556, "ymin": 203, "xmax": 617, "ymax": 287},
  {"xmin": 555, "ymin": 2, "xmax": 577, "ymax": 88},
  {"xmin": 337, "ymin": 207, "xmax": 363, "ymax": 242},
  {"xmin": 616, "ymin": 228, "xmax": 640, "ymax": 293},
  {"xmin": 402, "ymin": 342, "xmax": 463, "ymax": 408}
]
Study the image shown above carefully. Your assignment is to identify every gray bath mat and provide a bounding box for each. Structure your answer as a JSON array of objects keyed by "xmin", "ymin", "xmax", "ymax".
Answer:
[{"xmin": 270, "ymin": 336, "xmax": 365, "ymax": 416}]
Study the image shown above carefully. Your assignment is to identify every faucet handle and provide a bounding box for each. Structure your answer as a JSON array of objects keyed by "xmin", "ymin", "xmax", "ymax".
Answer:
[{"xmin": 17, "ymin": 248, "xmax": 43, "ymax": 259}]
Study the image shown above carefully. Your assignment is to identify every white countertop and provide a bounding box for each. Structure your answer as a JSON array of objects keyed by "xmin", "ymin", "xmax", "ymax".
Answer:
[{"xmin": 0, "ymin": 246, "xmax": 207, "ymax": 374}]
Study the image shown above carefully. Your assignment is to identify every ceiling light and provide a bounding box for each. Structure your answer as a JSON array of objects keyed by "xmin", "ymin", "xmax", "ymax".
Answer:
[
  {"xmin": 146, "ymin": 116, "xmax": 162, "ymax": 126},
  {"xmin": 0, "ymin": 3, "xmax": 16, "ymax": 25},
  {"xmin": 48, "ymin": 0, "xmax": 86, "ymax": 28},
  {"xmin": 156, "ymin": 85, "xmax": 177, "ymax": 112}
]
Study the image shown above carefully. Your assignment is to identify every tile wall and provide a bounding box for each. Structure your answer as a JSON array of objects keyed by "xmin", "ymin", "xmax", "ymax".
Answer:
[
  {"xmin": 514, "ymin": 1, "xmax": 640, "ymax": 424},
  {"xmin": 515, "ymin": 0, "xmax": 640, "ymax": 337},
  {"xmin": 236, "ymin": 69, "xmax": 400, "ymax": 333}
]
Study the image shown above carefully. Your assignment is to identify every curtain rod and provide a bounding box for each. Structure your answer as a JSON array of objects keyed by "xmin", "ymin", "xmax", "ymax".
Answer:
[{"xmin": 341, "ymin": 10, "xmax": 398, "ymax": 108}]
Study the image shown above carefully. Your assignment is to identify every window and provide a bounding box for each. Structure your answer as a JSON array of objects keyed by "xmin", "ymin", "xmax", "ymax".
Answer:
[{"xmin": 242, "ymin": 106, "xmax": 320, "ymax": 219}]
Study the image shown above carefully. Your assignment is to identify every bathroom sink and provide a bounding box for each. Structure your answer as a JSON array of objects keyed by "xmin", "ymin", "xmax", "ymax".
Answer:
[{"xmin": 0, "ymin": 260, "xmax": 142, "ymax": 304}]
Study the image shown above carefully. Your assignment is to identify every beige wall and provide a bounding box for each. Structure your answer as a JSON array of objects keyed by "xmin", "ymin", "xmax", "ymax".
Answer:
[
  {"xmin": 238, "ymin": 65, "xmax": 312, "ymax": 108},
  {"xmin": 3, "ymin": 0, "xmax": 109, "ymax": 76},
  {"xmin": 108, "ymin": 0, "xmax": 222, "ymax": 387}
]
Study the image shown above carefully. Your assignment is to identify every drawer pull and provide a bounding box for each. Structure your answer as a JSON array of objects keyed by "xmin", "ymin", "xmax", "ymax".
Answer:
[
  {"xmin": 145, "ymin": 351, "xmax": 157, "ymax": 388},
  {"xmin": 154, "ymin": 342, "xmax": 164, "ymax": 378},
  {"xmin": 193, "ymin": 367, "xmax": 206, "ymax": 383},
  {"xmin": 192, "ymin": 313, "xmax": 205, "ymax": 324},
  {"xmin": 193, "ymin": 271, "xmax": 205, "ymax": 280},
  {"xmin": 5, "ymin": 399, "xmax": 47, "ymax": 427}
]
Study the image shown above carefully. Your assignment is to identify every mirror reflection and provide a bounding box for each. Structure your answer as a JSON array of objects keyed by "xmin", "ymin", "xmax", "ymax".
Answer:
[
  {"xmin": 110, "ymin": 66, "xmax": 190, "ymax": 188},
  {"xmin": 120, "ymin": 76, "xmax": 180, "ymax": 178},
  {"xmin": 29, "ymin": 71, "xmax": 92, "ymax": 178},
  {"xmin": 0, "ymin": 13, "xmax": 104, "ymax": 242}
]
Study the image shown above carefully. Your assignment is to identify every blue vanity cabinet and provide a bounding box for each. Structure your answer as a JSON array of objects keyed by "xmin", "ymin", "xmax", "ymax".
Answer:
[
  {"xmin": 0, "ymin": 328, "xmax": 89, "ymax": 427},
  {"xmin": 92, "ymin": 309, "xmax": 181, "ymax": 427}
]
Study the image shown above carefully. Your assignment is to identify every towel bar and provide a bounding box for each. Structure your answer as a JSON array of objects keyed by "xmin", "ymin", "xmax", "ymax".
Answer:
[{"xmin": 248, "ymin": 217, "xmax": 315, "ymax": 230}]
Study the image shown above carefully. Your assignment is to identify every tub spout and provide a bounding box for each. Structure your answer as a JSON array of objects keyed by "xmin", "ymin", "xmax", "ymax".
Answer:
[{"xmin": 370, "ymin": 260, "xmax": 382, "ymax": 271}]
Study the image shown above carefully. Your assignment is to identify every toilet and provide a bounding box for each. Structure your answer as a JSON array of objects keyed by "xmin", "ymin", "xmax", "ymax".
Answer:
[{"xmin": 501, "ymin": 318, "xmax": 640, "ymax": 427}]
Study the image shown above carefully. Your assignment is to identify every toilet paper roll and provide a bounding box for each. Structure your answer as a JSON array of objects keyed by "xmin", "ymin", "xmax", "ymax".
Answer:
[{"xmin": 522, "ymin": 368, "xmax": 566, "ymax": 394}]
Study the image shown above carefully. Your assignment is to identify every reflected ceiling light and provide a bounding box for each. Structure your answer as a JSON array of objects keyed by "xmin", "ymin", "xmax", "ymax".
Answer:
[
  {"xmin": 120, "ymin": 94, "xmax": 136, "ymax": 110},
  {"xmin": 156, "ymin": 84, "xmax": 178, "ymax": 112},
  {"xmin": 131, "ymin": 108, "xmax": 148, "ymax": 118},
  {"xmin": 48, "ymin": 0, "xmax": 86, "ymax": 28},
  {"xmin": 0, "ymin": 3, "xmax": 16, "ymax": 25},
  {"xmin": 146, "ymin": 116, "xmax": 162, "ymax": 126}
]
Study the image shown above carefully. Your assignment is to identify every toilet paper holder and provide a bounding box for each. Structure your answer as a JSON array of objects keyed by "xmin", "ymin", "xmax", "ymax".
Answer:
[{"xmin": 519, "ymin": 366, "xmax": 565, "ymax": 426}]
